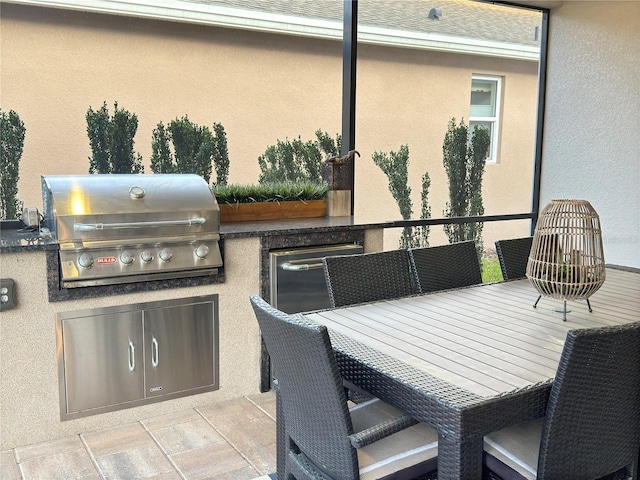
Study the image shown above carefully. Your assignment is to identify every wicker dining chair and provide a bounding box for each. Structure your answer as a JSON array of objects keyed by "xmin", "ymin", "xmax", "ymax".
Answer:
[
  {"xmin": 250, "ymin": 295, "xmax": 439, "ymax": 480},
  {"xmin": 322, "ymin": 249, "xmax": 416, "ymax": 308},
  {"xmin": 494, "ymin": 236, "xmax": 533, "ymax": 281},
  {"xmin": 483, "ymin": 321, "xmax": 640, "ymax": 480},
  {"xmin": 408, "ymin": 240, "xmax": 483, "ymax": 294}
]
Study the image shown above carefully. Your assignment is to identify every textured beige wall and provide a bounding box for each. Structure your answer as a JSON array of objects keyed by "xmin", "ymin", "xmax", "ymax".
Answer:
[
  {"xmin": 540, "ymin": 1, "xmax": 639, "ymax": 268},
  {"xmin": 1, "ymin": 3, "xmax": 539, "ymax": 247},
  {"xmin": 0, "ymin": 237, "xmax": 261, "ymax": 449},
  {"xmin": 0, "ymin": 4, "xmax": 342, "ymax": 206},
  {"xmin": 354, "ymin": 42, "xmax": 539, "ymax": 246}
]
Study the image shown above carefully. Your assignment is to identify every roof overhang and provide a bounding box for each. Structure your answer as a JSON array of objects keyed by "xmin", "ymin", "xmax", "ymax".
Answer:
[{"xmin": 2, "ymin": 0, "xmax": 540, "ymax": 61}]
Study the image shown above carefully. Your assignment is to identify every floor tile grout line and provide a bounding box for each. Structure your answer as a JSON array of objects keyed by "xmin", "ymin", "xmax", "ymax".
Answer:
[
  {"xmin": 79, "ymin": 432, "xmax": 106, "ymax": 480},
  {"xmin": 245, "ymin": 395, "xmax": 276, "ymax": 422},
  {"xmin": 12, "ymin": 434, "xmax": 103, "ymax": 480},
  {"xmin": 194, "ymin": 406, "xmax": 264, "ymax": 477},
  {"xmin": 5, "ymin": 393, "xmax": 276, "ymax": 480},
  {"xmin": 140, "ymin": 417, "xmax": 188, "ymax": 480}
]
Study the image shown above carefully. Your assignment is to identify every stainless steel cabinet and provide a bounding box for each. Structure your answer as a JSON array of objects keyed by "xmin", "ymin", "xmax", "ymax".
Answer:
[
  {"xmin": 56, "ymin": 295, "xmax": 218, "ymax": 420},
  {"xmin": 144, "ymin": 302, "xmax": 215, "ymax": 398},
  {"xmin": 62, "ymin": 310, "xmax": 144, "ymax": 414},
  {"xmin": 270, "ymin": 244, "xmax": 363, "ymax": 313}
]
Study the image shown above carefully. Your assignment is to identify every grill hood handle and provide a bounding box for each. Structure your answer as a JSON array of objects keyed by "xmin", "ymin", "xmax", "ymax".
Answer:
[{"xmin": 74, "ymin": 218, "xmax": 206, "ymax": 231}]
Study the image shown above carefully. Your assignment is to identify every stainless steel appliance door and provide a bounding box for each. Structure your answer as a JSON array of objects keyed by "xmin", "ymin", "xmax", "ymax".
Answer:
[
  {"xmin": 61, "ymin": 310, "xmax": 144, "ymax": 414},
  {"xmin": 270, "ymin": 244, "xmax": 363, "ymax": 313},
  {"xmin": 143, "ymin": 301, "xmax": 215, "ymax": 397}
]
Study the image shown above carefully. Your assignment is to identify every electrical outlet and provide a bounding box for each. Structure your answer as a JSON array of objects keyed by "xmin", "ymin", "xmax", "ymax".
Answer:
[{"xmin": 0, "ymin": 279, "xmax": 16, "ymax": 311}]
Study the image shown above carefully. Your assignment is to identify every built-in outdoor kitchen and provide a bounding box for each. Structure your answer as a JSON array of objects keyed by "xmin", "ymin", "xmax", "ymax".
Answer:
[{"xmin": 0, "ymin": 173, "xmax": 384, "ymax": 450}]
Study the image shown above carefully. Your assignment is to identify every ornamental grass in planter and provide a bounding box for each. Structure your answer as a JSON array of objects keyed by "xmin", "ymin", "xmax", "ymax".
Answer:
[{"xmin": 212, "ymin": 182, "xmax": 328, "ymax": 222}]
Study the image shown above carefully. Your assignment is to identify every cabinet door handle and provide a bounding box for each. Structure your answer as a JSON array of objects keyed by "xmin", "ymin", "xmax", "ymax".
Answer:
[
  {"xmin": 151, "ymin": 337, "xmax": 159, "ymax": 368},
  {"xmin": 281, "ymin": 261, "xmax": 324, "ymax": 271},
  {"xmin": 128, "ymin": 340, "xmax": 136, "ymax": 372}
]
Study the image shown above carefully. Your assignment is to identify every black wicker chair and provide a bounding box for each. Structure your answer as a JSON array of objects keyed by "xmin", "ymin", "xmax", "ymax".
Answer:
[
  {"xmin": 483, "ymin": 321, "xmax": 640, "ymax": 480},
  {"xmin": 494, "ymin": 237, "xmax": 533, "ymax": 281},
  {"xmin": 408, "ymin": 240, "xmax": 483, "ymax": 294},
  {"xmin": 322, "ymin": 249, "xmax": 416, "ymax": 308},
  {"xmin": 250, "ymin": 295, "xmax": 438, "ymax": 480}
]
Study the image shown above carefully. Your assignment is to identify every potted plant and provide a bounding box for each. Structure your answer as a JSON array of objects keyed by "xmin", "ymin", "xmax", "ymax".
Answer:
[{"xmin": 212, "ymin": 182, "xmax": 328, "ymax": 222}]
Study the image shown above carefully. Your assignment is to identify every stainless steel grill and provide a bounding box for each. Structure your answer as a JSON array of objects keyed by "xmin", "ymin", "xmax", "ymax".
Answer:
[{"xmin": 42, "ymin": 174, "xmax": 223, "ymax": 288}]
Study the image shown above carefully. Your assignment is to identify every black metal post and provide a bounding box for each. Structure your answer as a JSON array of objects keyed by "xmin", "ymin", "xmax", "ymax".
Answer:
[
  {"xmin": 530, "ymin": 8, "xmax": 550, "ymax": 234},
  {"xmin": 342, "ymin": 0, "xmax": 357, "ymax": 215}
]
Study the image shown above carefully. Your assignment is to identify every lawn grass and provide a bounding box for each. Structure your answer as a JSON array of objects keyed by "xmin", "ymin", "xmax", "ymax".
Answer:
[{"xmin": 482, "ymin": 257, "xmax": 504, "ymax": 283}]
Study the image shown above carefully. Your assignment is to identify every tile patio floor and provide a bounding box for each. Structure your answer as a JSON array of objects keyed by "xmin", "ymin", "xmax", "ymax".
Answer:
[{"xmin": 0, "ymin": 391, "xmax": 276, "ymax": 480}]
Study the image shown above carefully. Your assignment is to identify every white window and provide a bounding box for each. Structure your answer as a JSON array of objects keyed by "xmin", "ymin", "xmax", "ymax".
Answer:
[{"xmin": 470, "ymin": 75, "xmax": 502, "ymax": 163}]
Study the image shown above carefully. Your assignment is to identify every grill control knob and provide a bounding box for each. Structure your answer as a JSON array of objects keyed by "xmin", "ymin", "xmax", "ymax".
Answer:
[
  {"xmin": 120, "ymin": 250, "xmax": 135, "ymax": 265},
  {"xmin": 140, "ymin": 250, "xmax": 154, "ymax": 263},
  {"xmin": 78, "ymin": 253, "xmax": 94, "ymax": 269},
  {"xmin": 195, "ymin": 244, "xmax": 210, "ymax": 259},
  {"xmin": 159, "ymin": 247, "xmax": 173, "ymax": 262}
]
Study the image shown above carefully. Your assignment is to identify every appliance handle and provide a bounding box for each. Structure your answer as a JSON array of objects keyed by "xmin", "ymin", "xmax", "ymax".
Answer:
[
  {"xmin": 128, "ymin": 340, "xmax": 136, "ymax": 372},
  {"xmin": 74, "ymin": 218, "xmax": 206, "ymax": 231},
  {"xmin": 281, "ymin": 261, "xmax": 324, "ymax": 271},
  {"xmin": 151, "ymin": 337, "xmax": 159, "ymax": 368}
]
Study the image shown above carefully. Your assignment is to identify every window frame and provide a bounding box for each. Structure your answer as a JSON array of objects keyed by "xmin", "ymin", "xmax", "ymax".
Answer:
[{"xmin": 469, "ymin": 74, "xmax": 502, "ymax": 163}]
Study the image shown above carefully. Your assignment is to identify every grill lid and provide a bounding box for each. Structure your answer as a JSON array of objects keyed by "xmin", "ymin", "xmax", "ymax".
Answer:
[{"xmin": 42, "ymin": 174, "xmax": 220, "ymax": 244}]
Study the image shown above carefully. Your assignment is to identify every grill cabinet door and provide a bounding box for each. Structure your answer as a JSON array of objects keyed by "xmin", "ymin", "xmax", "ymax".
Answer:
[
  {"xmin": 143, "ymin": 301, "xmax": 215, "ymax": 397},
  {"xmin": 62, "ymin": 311, "xmax": 144, "ymax": 414}
]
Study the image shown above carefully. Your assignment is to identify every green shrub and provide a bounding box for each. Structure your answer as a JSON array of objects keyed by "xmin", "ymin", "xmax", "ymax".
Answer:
[
  {"xmin": 150, "ymin": 116, "xmax": 229, "ymax": 186},
  {"xmin": 150, "ymin": 122, "xmax": 173, "ymax": 174},
  {"xmin": 86, "ymin": 101, "xmax": 144, "ymax": 174},
  {"xmin": 442, "ymin": 117, "xmax": 490, "ymax": 260},
  {"xmin": 0, "ymin": 109, "xmax": 25, "ymax": 219},
  {"xmin": 170, "ymin": 116, "xmax": 213, "ymax": 183},
  {"xmin": 212, "ymin": 123, "xmax": 229, "ymax": 186},
  {"xmin": 372, "ymin": 145, "xmax": 431, "ymax": 249},
  {"xmin": 258, "ymin": 130, "xmax": 340, "ymax": 184}
]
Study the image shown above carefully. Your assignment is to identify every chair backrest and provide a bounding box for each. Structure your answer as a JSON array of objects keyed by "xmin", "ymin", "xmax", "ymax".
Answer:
[
  {"xmin": 322, "ymin": 249, "xmax": 415, "ymax": 308},
  {"xmin": 249, "ymin": 295, "xmax": 360, "ymax": 479},
  {"xmin": 494, "ymin": 237, "xmax": 533, "ymax": 281},
  {"xmin": 408, "ymin": 240, "xmax": 482, "ymax": 294},
  {"xmin": 537, "ymin": 321, "xmax": 640, "ymax": 479}
]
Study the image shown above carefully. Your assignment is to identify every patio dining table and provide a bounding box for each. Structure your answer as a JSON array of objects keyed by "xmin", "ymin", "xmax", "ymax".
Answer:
[{"xmin": 303, "ymin": 266, "xmax": 640, "ymax": 479}]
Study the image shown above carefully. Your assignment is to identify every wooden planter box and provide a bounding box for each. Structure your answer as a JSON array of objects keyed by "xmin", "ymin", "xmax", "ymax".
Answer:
[{"xmin": 219, "ymin": 200, "xmax": 327, "ymax": 223}]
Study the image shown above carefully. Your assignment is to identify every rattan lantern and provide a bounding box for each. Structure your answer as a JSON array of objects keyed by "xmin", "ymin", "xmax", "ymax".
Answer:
[{"xmin": 526, "ymin": 199, "xmax": 606, "ymax": 320}]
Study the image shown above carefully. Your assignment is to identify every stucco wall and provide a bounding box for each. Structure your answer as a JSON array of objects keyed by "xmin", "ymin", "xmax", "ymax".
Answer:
[
  {"xmin": 541, "ymin": 1, "xmax": 639, "ymax": 267},
  {"xmin": 0, "ymin": 4, "xmax": 343, "ymax": 207},
  {"xmin": 0, "ymin": 3, "xmax": 540, "ymax": 249},
  {"xmin": 354, "ymin": 42, "xmax": 540, "ymax": 247}
]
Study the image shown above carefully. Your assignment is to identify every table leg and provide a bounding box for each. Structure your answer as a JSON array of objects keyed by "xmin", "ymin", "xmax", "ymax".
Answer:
[{"xmin": 437, "ymin": 434, "xmax": 484, "ymax": 480}]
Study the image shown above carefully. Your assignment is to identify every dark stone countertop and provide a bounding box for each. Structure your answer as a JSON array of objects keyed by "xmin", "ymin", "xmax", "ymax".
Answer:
[
  {"xmin": 2, "ymin": 216, "xmax": 385, "ymax": 302},
  {"xmin": 1, "ymin": 216, "xmax": 386, "ymax": 253},
  {"xmin": 0, "ymin": 223, "xmax": 58, "ymax": 253},
  {"xmin": 220, "ymin": 215, "xmax": 387, "ymax": 237}
]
